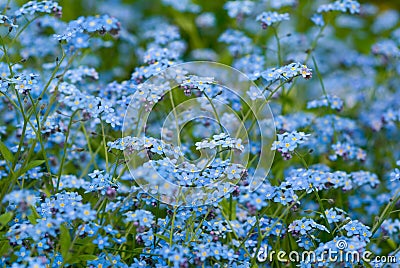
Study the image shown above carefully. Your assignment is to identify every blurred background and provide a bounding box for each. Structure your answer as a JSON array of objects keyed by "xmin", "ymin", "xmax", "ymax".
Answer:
[{"xmin": 6, "ymin": 0, "xmax": 400, "ymax": 82}]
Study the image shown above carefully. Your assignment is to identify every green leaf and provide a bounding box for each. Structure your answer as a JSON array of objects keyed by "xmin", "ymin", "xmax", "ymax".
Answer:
[
  {"xmin": 27, "ymin": 214, "xmax": 37, "ymax": 224},
  {"xmin": 220, "ymin": 198, "xmax": 237, "ymax": 220},
  {"xmin": 20, "ymin": 160, "xmax": 45, "ymax": 174},
  {"xmin": 69, "ymin": 254, "xmax": 98, "ymax": 264},
  {"xmin": 154, "ymin": 233, "xmax": 169, "ymax": 242},
  {"xmin": 77, "ymin": 255, "xmax": 98, "ymax": 261},
  {"xmin": 0, "ymin": 140, "xmax": 13, "ymax": 163},
  {"xmin": 173, "ymin": 11, "xmax": 204, "ymax": 49},
  {"xmin": 387, "ymin": 239, "xmax": 397, "ymax": 250},
  {"xmin": 0, "ymin": 212, "xmax": 13, "ymax": 228},
  {"xmin": 0, "ymin": 241, "xmax": 9, "ymax": 256},
  {"xmin": 76, "ymin": 236, "xmax": 94, "ymax": 244},
  {"xmin": 60, "ymin": 225, "xmax": 72, "ymax": 259},
  {"xmin": 132, "ymin": 247, "xmax": 145, "ymax": 253},
  {"xmin": 31, "ymin": 206, "xmax": 41, "ymax": 219},
  {"xmin": 27, "ymin": 206, "xmax": 41, "ymax": 224}
]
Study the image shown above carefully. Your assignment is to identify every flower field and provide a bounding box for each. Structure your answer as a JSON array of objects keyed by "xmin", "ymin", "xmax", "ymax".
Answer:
[{"xmin": 0, "ymin": 0, "xmax": 400, "ymax": 267}]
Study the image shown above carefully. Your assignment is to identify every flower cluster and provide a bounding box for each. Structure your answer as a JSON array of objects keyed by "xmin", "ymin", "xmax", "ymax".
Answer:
[
  {"xmin": 1, "ymin": 0, "xmax": 400, "ymax": 267},
  {"xmin": 330, "ymin": 141, "xmax": 367, "ymax": 162},
  {"xmin": 271, "ymin": 131, "xmax": 310, "ymax": 159},
  {"xmin": 15, "ymin": 1, "xmax": 62, "ymax": 18},
  {"xmin": 261, "ymin": 62, "xmax": 312, "ymax": 82},
  {"xmin": 224, "ymin": 1, "xmax": 254, "ymax": 19},
  {"xmin": 86, "ymin": 170, "xmax": 119, "ymax": 197},
  {"xmin": 341, "ymin": 220, "xmax": 372, "ymax": 242},
  {"xmin": 0, "ymin": 15, "xmax": 18, "ymax": 29},
  {"xmin": 317, "ymin": 0, "xmax": 360, "ymax": 14},
  {"xmin": 108, "ymin": 136, "xmax": 184, "ymax": 159},
  {"xmin": 2, "ymin": 73, "xmax": 39, "ymax": 95},
  {"xmin": 390, "ymin": 166, "xmax": 400, "ymax": 182},
  {"xmin": 307, "ymin": 95, "xmax": 344, "ymax": 111},
  {"xmin": 195, "ymin": 133, "xmax": 245, "ymax": 152},
  {"xmin": 289, "ymin": 218, "xmax": 330, "ymax": 234},
  {"xmin": 54, "ymin": 14, "xmax": 120, "ymax": 46},
  {"xmin": 281, "ymin": 165, "xmax": 379, "ymax": 192},
  {"xmin": 371, "ymin": 39, "xmax": 400, "ymax": 58},
  {"xmin": 256, "ymin": 11, "xmax": 290, "ymax": 29},
  {"xmin": 124, "ymin": 209, "xmax": 155, "ymax": 228},
  {"xmin": 180, "ymin": 75, "xmax": 215, "ymax": 95},
  {"xmin": 323, "ymin": 207, "xmax": 348, "ymax": 223},
  {"xmin": 162, "ymin": 0, "xmax": 200, "ymax": 13},
  {"xmin": 219, "ymin": 29, "xmax": 253, "ymax": 56}
]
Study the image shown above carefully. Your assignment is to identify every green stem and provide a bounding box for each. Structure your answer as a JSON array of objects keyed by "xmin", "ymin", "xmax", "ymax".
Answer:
[
  {"xmin": 169, "ymin": 90, "xmax": 184, "ymax": 163},
  {"xmin": 100, "ymin": 118, "xmax": 109, "ymax": 173},
  {"xmin": 272, "ymin": 26, "xmax": 282, "ymax": 66},
  {"xmin": 313, "ymin": 186, "xmax": 333, "ymax": 237},
  {"xmin": 169, "ymin": 206, "xmax": 177, "ymax": 246},
  {"xmin": 27, "ymin": 93, "xmax": 52, "ymax": 176},
  {"xmin": 2, "ymin": 0, "xmax": 11, "ymax": 14},
  {"xmin": 371, "ymin": 189, "xmax": 400, "ymax": 235},
  {"xmin": 56, "ymin": 110, "xmax": 79, "ymax": 192}
]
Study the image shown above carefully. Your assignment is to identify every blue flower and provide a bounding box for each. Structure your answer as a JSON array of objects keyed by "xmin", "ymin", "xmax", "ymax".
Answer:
[
  {"xmin": 93, "ymin": 235, "xmax": 110, "ymax": 250},
  {"xmin": 224, "ymin": 1, "xmax": 254, "ymax": 19},
  {"xmin": 0, "ymin": 15, "xmax": 18, "ymax": 29},
  {"xmin": 15, "ymin": 247, "xmax": 31, "ymax": 262},
  {"xmin": 271, "ymin": 131, "xmax": 310, "ymax": 159},
  {"xmin": 307, "ymin": 95, "xmax": 344, "ymax": 111},
  {"xmin": 297, "ymin": 236, "xmax": 315, "ymax": 250},
  {"xmin": 162, "ymin": 0, "xmax": 200, "ymax": 13},
  {"xmin": 341, "ymin": 220, "xmax": 372, "ymax": 242},
  {"xmin": 289, "ymin": 217, "xmax": 330, "ymax": 237},
  {"xmin": 261, "ymin": 62, "xmax": 312, "ymax": 82},
  {"xmin": 124, "ymin": 209, "xmax": 154, "ymax": 228},
  {"xmin": 219, "ymin": 29, "xmax": 253, "ymax": 56},
  {"xmin": 195, "ymin": 13, "xmax": 216, "ymax": 28},
  {"xmin": 15, "ymin": 1, "xmax": 62, "ymax": 18},
  {"xmin": 323, "ymin": 208, "xmax": 347, "ymax": 224},
  {"xmin": 101, "ymin": 14, "xmax": 120, "ymax": 31},
  {"xmin": 390, "ymin": 167, "xmax": 400, "ymax": 182},
  {"xmin": 317, "ymin": 0, "xmax": 360, "ymax": 14},
  {"xmin": 311, "ymin": 13, "xmax": 325, "ymax": 27},
  {"xmin": 256, "ymin": 11, "xmax": 290, "ymax": 29},
  {"xmin": 246, "ymin": 86, "xmax": 264, "ymax": 100},
  {"xmin": 225, "ymin": 164, "xmax": 242, "ymax": 180},
  {"xmin": 330, "ymin": 141, "xmax": 366, "ymax": 162}
]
